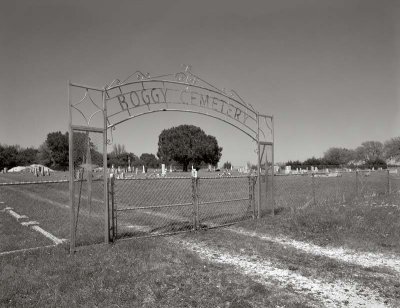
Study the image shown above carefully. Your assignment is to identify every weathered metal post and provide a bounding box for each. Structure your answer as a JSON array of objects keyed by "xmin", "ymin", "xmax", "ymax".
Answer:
[
  {"xmin": 102, "ymin": 90, "xmax": 109, "ymax": 244},
  {"xmin": 86, "ymin": 132, "xmax": 92, "ymax": 215},
  {"xmin": 312, "ymin": 173, "xmax": 316, "ymax": 206},
  {"xmin": 192, "ymin": 177, "xmax": 199, "ymax": 230},
  {"xmin": 271, "ymin": 116, "xmax": 275, "ymax": 216},
  {"xmin": 68, "ymin": 81, "xmax": 76, "ymax": 253},
  {"xmin": 248, "ymin": 175, "xmax": 254, "ymax": 219},
  {"xmin": 256, "ymin": 113, "xmax": 261, "ymax": 219},
  {"xmin": 355, "ymin": 170, "xmax": 359, "ymax": 200},
  {"xmin": 109, "ymin": 175, "xmax": 116, "ymax": 242}
]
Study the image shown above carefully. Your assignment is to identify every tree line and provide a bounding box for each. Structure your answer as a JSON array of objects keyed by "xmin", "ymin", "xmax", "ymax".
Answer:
[
  {"xmin": 0, "ymin": 132, "xmax": 162, "ymax": 171},
  {"xmin": 0, "ymin": 125, "xmax": 224, "ymax": 172},
  {"xmin": 284, "ymin": 138, "xmax": 400, "ymax": 169}
]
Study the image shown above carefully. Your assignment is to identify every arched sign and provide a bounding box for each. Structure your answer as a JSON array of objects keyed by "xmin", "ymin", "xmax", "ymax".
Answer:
[{"xmin": 103, "ymin": 66, "xmax": 267, "ymax": 142}]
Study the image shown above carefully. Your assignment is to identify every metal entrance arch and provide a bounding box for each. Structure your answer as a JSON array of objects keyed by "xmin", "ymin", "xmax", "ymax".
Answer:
[{"xmin": 68, "ymin": 66, "xmax": 274, "ymax": 251}]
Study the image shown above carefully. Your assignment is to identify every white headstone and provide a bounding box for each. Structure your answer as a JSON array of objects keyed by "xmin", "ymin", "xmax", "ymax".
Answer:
[
  {"xmin": 191, "ymin": 169, "xmax": 198, "ymax": 178},
  {"xmin": 170, "ymin": 165, "xmax": 172, "ymax": 173},
  {"xmin": 161, "ymin": 164, "xmax": 166, "ymax": 176},
  {"xmin": 142, "ymin": 165, "xmax": 145, "ymax": 173}
]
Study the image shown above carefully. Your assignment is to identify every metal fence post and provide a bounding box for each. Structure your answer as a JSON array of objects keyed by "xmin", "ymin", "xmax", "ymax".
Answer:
[
  {"xmin": 68, "ymin": 82, "xmax": 76, "ymax": 254},
  {"xmin": 387, "ymin": 169, "xmax": 391, "ymax": 194},
  {"xmin": 312, "ymin": 173, "xmax": 316, "ymax": 206},
  {"xmin": 248, "ymin": 176, "xmax": 255, "ymax": 219},
  {"xmin": 355, "ymin": 170, "xmax": 358, "ymax": 199},
  {"xmin": 109, "ymin": 175, "xmax": 116, "ymax": 242},
  {"xmin": 192, "ymin": 177, "xmax": 199, "ymax": 230}
]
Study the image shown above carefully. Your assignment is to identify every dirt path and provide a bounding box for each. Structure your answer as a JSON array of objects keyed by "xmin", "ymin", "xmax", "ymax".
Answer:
[
  {"xmin": 228, "ymin": 227, "xmax": 400, "ymax": 275},
  {"xmin": 175, "ymin": 238, "xmax": 388, "ymax": 308}
]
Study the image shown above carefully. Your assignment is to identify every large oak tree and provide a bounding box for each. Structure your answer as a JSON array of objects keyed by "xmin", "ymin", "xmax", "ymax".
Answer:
[{"xmin": 157, "ymin": 125, "xmax": 222, "ymax": 171}]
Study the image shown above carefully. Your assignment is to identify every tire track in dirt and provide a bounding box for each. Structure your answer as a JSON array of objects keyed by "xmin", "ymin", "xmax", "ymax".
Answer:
[
  {"xmin": 228, "ymin": 227, "xmax": 400, "ymax": 275},
  {"xmin": 174, "ymin": 238, "xmax": 389, "ymax": 308}
]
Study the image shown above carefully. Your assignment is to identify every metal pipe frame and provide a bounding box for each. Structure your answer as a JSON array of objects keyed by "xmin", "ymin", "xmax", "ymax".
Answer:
[
  {"xmin": 105, "ymin": 80, "xmax": 259, "ymax": 118},
  {"xmin": 116, "ymin": 202, "xmax": 193, "ymax": 211},
  {"xmin": 257, "ymin": 113, "xmax": 261, "ymax": 219},
  {"xmin": 68, "ymin": 81, "xmax": 76, "ymax": 253},
  {"xmin": 68, "ymin": 78, "xmax": 275, "ymax": 245},
  {"xmin": 102, "ymin": 91, "xmax": 109, "ymax": 244},
  {"xmin": 109, "ymin": 109, "xmax": 259, "ymax": 142},
  {"xmin": 198, "ymin": 197, "xmax": 250, "ymax": 206}
]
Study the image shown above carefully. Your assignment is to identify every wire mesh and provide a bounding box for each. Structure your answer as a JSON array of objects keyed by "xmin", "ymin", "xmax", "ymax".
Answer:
[
  {"xmin": 270, "ymin": 170, "xmax": 394, "ymax": 211},
  {"xmin": 113, "ymin": 175, "xmax": 256, "ymax": 239},
  {"xmin": 197, "ymin": 176, "xmax": 255, "ymax": 227},
  {"xmin": 72, "ymin": 130, "xmax": 105, "ymax": 247},
  {"xmin": 114, "ymin": 177, "xmax": 193, "ymax": 238}
]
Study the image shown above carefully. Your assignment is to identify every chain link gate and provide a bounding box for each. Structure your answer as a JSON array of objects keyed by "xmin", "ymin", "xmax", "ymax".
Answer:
[
  {"xmin": 110, "ymin": 175, "xmax": 257, "ymax": 239},
  {"xmin": 70, "ymin": 129, "xmax": 107, "ymax": 248}
]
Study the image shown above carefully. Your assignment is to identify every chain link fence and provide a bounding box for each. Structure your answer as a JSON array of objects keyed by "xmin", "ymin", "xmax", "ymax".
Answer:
[
  {"xmin": 1, "ymin": 164, "xmax": 398, "ymax": 253},
  {"xmin": 71, "ymin": 129, "xmax": 106, "ymax": 248},
  {"xmin": 274, "ymin": 169, "xmax": 398, "ymax": 210},
  {"xmin": 112, "ymin": 175, "xmax": 256, "ymax": 239}
]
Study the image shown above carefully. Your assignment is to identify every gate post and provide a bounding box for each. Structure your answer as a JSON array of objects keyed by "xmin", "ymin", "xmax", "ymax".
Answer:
[
  {"xmin": 102, "ymin": 90, "xmax": 109, "ymax": 245},
  {"xmin": 192, "ymin": 177, "xmax": 199, "ymax": 230},
  {"xmin": 109, "ymin": 175, "xmax": 116, "ymax": 242},
  {"xmin": 68, "ymin": 82, "xmax": 76, "ymax": 253},
  {"xmin": 312, "ymin": 173, "xmax": 316, "ymax": 206},
  {"xmin": 355, "ymin": 170, "xmax": 359, "ymax": 199},
  {"xmin": 249, "ymin": 175, "xmax": 256, "ymax": 219}
]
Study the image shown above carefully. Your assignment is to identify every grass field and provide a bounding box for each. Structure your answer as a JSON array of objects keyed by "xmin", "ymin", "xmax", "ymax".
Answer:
[{"xmin": 1, "ymin": 171, "xmax": 400, "ymax": 307}]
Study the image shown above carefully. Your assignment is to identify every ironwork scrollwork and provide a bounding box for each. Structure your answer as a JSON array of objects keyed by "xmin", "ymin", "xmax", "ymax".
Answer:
[
  {"xmin": 71, "ymin": 89, "xmax": 103, "ymax": 126},
  {"xmin": 175, "ymin": 64, "xmax": 197, "ymax": 85}
]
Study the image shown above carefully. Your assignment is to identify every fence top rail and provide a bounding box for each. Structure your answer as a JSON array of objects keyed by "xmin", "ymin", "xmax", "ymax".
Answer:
[
  {"xmin": 115, "ymin": 176, "xmax": 193, "ymax": 181},
  {"xmin": 199, "ymin": 175, "xmax": 254, "ymax": 179},
  {"xmin": 114, "ymin": 175, "xmax": 255, "ymax": 181},
  {"xmin": 0, "ymin": 179, "xmax": 70, "ymax": 186},
  {"xmin": 0, "ymin": 178, "xmax": 105, "ymax": 186}
]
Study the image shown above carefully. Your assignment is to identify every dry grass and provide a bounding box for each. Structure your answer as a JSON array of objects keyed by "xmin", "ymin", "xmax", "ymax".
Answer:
[
  {"xmin": 0, "ymin": 211, "xmax": 52, "ymax": 252},
  {"xmin": 0, "ymin": 238, "xmax": 314, "ymax": 308},
  {"xmin": 1, "ymin": 171, "xmax": 400, "ymax": 306}
]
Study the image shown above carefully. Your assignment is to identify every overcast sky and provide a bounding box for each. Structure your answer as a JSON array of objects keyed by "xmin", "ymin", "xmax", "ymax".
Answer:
[{"xmin": 1, "ymin": 0, "xmax": 399, "ymax": 166}]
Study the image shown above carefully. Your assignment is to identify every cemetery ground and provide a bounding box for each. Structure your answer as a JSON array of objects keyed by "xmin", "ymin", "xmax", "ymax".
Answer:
[{"xmin": 1, "ymin": 172, "xmax": 400, "ymax": 307}]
